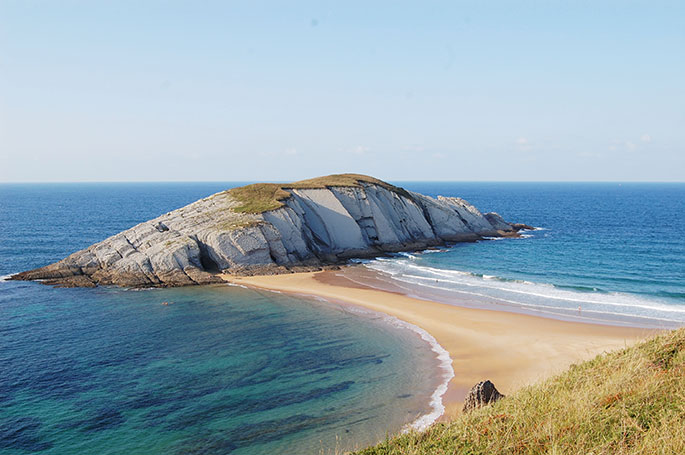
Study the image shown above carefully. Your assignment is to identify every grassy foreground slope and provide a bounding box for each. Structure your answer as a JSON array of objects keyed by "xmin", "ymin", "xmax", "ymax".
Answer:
[{"xmin": 355, "ymin": 328, "xmax": 684, "ymax": 455}]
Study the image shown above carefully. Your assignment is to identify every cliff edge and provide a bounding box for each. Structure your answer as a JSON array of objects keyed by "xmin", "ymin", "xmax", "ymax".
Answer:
[{"xmin": 10, "ymin": 174, "xmax": 529, "ymax": 288}]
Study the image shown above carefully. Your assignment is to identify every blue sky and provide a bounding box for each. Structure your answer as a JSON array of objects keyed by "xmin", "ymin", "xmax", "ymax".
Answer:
[{"xmin": 1, "ymin": 1, "xmax": 683, "ymax": 182}]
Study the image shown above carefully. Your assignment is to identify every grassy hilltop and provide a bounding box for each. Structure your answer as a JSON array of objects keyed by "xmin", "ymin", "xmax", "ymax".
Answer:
[
  {"xmin": 355, "ymin": 328, "xmax": 684, "ymax": 455},
  {"xmin": 227, "ymin": 173, "xmax": 412, "ymax": 213}
]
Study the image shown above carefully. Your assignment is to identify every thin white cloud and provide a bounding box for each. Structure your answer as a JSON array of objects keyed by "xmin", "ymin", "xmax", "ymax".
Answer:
[
  {"xmin": 515, "ymin": 137, "xmax": 532, "ymax": 152},
  {"xmin": 640, "ymin": 134, "xmax": 651, "ymax": 143},
  {"xmin": 608, "ymin": 138, "xmax": 642, "ymax": 152},
  {"xmin": 345, "ymin": 145, "xmax": 369, "ymax": 155},
  {"xmin": 402, "ymin": 145, "xmax": 426, "ymax": 153}
]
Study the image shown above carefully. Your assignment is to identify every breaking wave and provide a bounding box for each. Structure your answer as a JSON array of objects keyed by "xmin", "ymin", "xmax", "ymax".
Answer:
[
  {"xmin": 363, "ymin": 258, "xmax": 685, "ymax": 328},
  {"xmin": 339, "ymin": 305, "xmax": 454, "ymax": 431}
]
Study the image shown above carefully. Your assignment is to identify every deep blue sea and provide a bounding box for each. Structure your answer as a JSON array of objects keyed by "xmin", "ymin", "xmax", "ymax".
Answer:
[{"xmin": 1, "ymin": 182, "xmax": 684, "ymax": 454}]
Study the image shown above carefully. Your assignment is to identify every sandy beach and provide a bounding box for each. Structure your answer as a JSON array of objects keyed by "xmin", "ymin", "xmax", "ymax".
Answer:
[{"xmin": 222, "ymin": 268, "xmax": 655, "ymax": 420}]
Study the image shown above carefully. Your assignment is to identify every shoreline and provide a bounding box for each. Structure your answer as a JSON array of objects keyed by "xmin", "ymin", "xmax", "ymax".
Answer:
[
  {"xmin": 221, "ymin": 267, "xmax": 656, "ymax": 422},
  {"xmin": 334, "ymin": 302, "xmax": 455, "ymax": 431}
]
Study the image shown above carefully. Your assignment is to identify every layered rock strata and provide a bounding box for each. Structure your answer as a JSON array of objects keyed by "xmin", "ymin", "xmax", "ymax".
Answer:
[{"xmin": 11, "ymin": 175, "xmax": 527, "ymax": 288}]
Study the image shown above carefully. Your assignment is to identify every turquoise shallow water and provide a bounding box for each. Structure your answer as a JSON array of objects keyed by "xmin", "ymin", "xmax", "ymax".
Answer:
[
  {"xmin": 0, "ymin": 183, "xmax": 441, "ymax": 454},
  {"xmin": 0, "ymin": 283, "xmax": 439, "ymax": 454}
]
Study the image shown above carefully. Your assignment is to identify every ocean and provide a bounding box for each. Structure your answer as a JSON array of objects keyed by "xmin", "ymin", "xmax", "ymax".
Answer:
[
  {"xmin": 361, "ymin": 182, "xmax": 685, "ymax": 329},
  {"xmin": 1, "ymin": 182, "xmax": 684, "ymax": 454}
]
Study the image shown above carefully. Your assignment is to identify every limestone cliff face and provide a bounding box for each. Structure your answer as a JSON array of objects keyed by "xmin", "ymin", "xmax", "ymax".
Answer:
[{"xmin": 11, "ymin": 175, "xmax": 525, "ymax": 288}]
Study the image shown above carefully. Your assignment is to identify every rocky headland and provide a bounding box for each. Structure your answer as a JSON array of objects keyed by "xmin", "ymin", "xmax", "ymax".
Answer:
[{"xmin": 10, "ymin": 174, "xmax": 530, "ymax": 288}]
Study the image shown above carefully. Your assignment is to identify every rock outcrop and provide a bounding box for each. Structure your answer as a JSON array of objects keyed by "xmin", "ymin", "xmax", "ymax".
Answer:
[
  {"xmin": 10, "ymin": 174, "xmax": 528, "ymax": 288},
  {"xmin": 462, "ymin": 380, "xmax": 505, "ymax": 412}
]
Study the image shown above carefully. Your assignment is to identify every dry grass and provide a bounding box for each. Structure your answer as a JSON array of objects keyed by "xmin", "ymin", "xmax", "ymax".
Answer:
[
  {"xmin": 228, "ymin": 183, "xmax": 291, "ymax": 213},
  {"xmin": 228, "ymin": 174, "xmax": 412, "ymax": 213},
  {"xmin": 354, "ymin": 327, "xmax": 685, "ymax": 455}
]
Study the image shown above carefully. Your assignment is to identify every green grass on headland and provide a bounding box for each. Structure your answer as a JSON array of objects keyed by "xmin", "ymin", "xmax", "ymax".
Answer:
[
  {"xmin": 228, "ymin": 173, "xmax": 413, "ymax": 213},
  {"xmin": 228, "ymin": 183, "xmax": 291, "ymax": 213},
  {"xmin": 354, "ymin": 328, "xmax": 684, "ymax": 455}
]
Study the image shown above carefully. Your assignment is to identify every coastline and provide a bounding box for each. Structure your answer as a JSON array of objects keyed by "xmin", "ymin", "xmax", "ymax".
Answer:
[{"xmin": 221, "ymin": 267, "xmax": 655, "ymax": 422}]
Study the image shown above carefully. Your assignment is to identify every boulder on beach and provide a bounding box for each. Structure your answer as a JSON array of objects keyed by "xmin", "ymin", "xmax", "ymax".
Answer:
[{"xmin": 462, "ymin": 380, "xmax": 505, "ymax": 412}]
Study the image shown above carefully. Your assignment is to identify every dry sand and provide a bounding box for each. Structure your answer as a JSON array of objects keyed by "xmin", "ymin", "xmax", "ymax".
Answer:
[{"xmin": 221, "ymin": 269, "xmax": 654, "ymax": 420}]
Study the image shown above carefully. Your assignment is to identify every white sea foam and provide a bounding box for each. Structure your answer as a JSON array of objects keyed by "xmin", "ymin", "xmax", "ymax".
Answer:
[
  {"xmin": 341, "ymin": 305, "xmax": 454, "ymax": 431},
  {"xmin": 419, "ymin": 249, "xmax": 450, "ymax": 254},
  {"xmin": 380, "ymin": 262, "xmax": 685, "ymax": 312},
  {"xmin": 388, "ymin": 276, "xmax": 680, "ymax": 324},
  {"xmin": 485, "ymin": 234, "xmax": 533, "ymax": 239},
  {"xmin": 397, "ymin": 320, "xmax": 454, "ymax": 431},
  {"xmin": 0, "ymin": 274, "xmax": 13, "ymax": 282},
  {"xmin": 364, "ymin": 259, "xmax": 685, "ymax": 325}
]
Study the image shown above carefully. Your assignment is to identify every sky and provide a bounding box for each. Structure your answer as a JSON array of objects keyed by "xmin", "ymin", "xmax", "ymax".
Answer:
[{"xmin": 0, "ymin": 1, "xmax": 683, "ymax": 182}]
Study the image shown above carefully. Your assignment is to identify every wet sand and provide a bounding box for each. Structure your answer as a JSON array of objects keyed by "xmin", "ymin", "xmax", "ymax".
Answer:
[{"xmin": 221, "ymin": 268, "xmax": 654, "ymax": 419}]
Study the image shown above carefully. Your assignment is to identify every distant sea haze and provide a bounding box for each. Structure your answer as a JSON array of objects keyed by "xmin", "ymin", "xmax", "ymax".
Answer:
[{"xmin": 1, "ymin": 182, "xmax": 683, "ymax": 454}]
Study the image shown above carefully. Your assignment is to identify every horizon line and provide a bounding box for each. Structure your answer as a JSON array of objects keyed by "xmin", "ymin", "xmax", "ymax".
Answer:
[{"xmin": 1, "ymin": 179, "xmax": 684, "ymax": 184}]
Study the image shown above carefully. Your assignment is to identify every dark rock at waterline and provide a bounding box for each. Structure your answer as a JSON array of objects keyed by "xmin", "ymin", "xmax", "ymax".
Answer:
[
  {"xmin": 509, "ymin": 222, "xmax": 535, "ymax": 231},
  {"xmin": 462, "ymin": 380, "xmax": 505, "ymax": 413}
]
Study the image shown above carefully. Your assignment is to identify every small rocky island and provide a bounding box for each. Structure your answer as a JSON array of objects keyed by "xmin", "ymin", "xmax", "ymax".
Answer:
[{"xmin": 11, "ymin": 174, "xmax": 529, "ymax": 288}]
